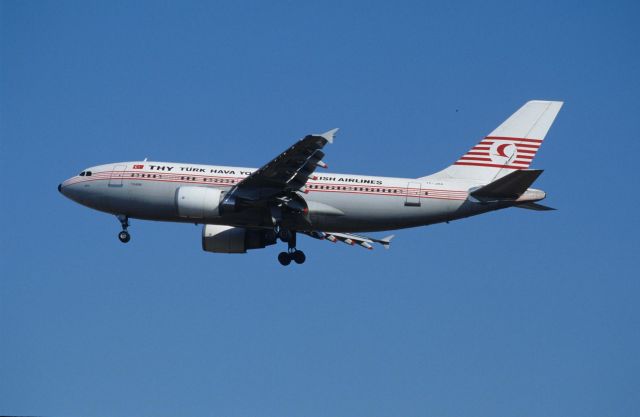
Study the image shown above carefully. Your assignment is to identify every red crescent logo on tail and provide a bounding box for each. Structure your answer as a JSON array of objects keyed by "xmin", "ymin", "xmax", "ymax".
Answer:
[
  {"xmin": 490, "ymin": 142, "xmax": 517, "ymax": 163},
  {"xmin": 496, "ymin": 143, "xmax": 510, "ymax": 157}
]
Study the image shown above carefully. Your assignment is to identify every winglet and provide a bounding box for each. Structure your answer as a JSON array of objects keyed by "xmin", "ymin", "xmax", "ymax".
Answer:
[
  {"xmin": 317, "ymin": 128, "xmax": 339, "ymax": 144},
  {"xmin": 379, "ymin": 234, "xmax": 395, "ymax": 250}
]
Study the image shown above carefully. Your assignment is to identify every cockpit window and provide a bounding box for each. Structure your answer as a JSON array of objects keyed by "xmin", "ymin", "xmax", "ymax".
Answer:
[
  {"xmin": 86, "ymin": 171, "xmax": 92, "ymax": 176},
  {"xmin": 79, "ymin": 171, "xmax": 85, "ymax": 176}
]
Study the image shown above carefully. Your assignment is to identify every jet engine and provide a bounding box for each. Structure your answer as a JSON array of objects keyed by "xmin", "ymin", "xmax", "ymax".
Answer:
[
  {"xmin": 202, "ymin": 225, "xmax": 277, "ymax": 254},
  {"xmin": 176, "ymin": 186, "xmax": 224, "ymax": 219}
]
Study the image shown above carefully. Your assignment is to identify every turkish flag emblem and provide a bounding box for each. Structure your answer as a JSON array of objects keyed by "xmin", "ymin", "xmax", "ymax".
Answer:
[{"xmin": 133, "ymin": 164, "xmax": 144, "ymax": 169}]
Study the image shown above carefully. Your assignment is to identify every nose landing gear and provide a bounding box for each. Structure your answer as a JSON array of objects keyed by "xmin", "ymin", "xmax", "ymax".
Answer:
[
  {"xmin": 276, "ymin": 229, "xmax": 306, "ymax": 266},
  {"xmin": 118, "ymin": 230, "xmax": 131, "ymax": 243},
  {"xmin": 117, "ymin": 215, "xmax": 131, "ymax": 243}
]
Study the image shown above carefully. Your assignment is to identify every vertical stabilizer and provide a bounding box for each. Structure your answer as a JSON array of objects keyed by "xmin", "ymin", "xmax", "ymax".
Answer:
[{"xmin": 424, "ymin": 100, "xmax": 563, "ymax": 183}]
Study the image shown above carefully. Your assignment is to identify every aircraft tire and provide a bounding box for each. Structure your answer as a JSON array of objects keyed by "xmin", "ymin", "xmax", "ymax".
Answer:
[
  {"xmin": 118, "ymin": 231, "xmax": 131, "ymax": 243},
  {"xmin": 292, "ymin": 250, "xmax": 306, "ymax": 264},
  {"xmin": 278, "ymin": 252, "xmax": 291, "ymax": 266}
]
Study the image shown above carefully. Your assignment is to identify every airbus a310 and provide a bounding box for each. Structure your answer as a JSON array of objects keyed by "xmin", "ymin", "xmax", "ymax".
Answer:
[{"xmin": 59, "ymin": 100, "xmax": 563, "ymax": 265}]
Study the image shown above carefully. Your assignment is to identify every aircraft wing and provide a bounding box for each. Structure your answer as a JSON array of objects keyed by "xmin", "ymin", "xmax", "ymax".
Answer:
[
  {"xmin": 230, "ymin": 129, "xmax": 338, "ymax": 202},
  {"xmin": 304, "ymin": 231, "xmax": 395, "ymax": 250}
]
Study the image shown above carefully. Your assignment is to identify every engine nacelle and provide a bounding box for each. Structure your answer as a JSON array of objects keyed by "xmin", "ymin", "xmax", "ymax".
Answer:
[
  {"xmin": 202, "ymin": 225, "xmax": 277, "ymax": 254},
  {"xmin": 176, "ymin": 186, "xmax": 224, "ymax": 219}
]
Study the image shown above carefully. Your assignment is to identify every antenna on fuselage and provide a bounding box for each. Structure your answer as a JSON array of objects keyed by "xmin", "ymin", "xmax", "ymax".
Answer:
[{"xmin": 143, "ymin": 157, "xmax": 148, "ymax": 161}]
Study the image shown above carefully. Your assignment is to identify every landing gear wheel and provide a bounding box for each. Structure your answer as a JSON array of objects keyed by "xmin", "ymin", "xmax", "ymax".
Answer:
[
  {"xmin": 116, "ymin": 215, "xmax": 131, "ymax": 243},
  {"xmin": 118, "ymin": 230, "xmax": 131, "ymax": 243},
  {"xmin": 278, "ymin": 252, "xmax": 291, "ymax": 266},
  {"xmin": 292, "ymin": 250, "xmax": 306, "ymax": 264}
]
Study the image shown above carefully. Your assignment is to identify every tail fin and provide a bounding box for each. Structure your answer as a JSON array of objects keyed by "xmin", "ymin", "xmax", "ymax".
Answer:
[{"xmin": 425, "ymin": 100, "xmax": 563, "ymax": 183}]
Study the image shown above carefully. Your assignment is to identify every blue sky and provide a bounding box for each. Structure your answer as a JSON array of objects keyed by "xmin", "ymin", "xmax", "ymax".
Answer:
[{"xmin": 1, "ymin": 1, "xmax": 639, "ymax": 416}]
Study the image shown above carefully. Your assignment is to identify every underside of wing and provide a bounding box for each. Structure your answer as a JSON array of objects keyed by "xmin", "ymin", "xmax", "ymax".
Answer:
[{"xmin": 304, "ymin": 231, "xmax": 395, "ymax": 250}]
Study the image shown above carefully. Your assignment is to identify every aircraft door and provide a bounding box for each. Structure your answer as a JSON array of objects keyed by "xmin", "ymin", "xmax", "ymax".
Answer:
[
  {"xmin": 108, "ymin": 164, "xmax": 127, "ymax": 187},
  {"xmin": 405, "ymin": 181, "xmax": 421, "ymax": 207}
]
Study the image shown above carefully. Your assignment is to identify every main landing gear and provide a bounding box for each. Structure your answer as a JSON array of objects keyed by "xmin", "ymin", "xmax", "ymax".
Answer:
[
  {"xmin": 277, "ymin": 229, "xmax": 306, "ymax": 266},
  {"xmin": 117, "ymin": 215, "xmax": 131, "ymax": 243}
]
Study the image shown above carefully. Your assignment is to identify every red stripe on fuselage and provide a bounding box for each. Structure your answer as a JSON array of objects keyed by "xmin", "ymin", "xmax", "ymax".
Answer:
[{"xmin": 64, "ymin": 171, "xmax": 469, "ymax": 201}]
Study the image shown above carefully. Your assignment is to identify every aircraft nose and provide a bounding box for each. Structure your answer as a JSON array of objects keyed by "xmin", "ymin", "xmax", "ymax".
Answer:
[{"xmin": 58, "ymin": 183, "xmax": 62, "ymax": 193}]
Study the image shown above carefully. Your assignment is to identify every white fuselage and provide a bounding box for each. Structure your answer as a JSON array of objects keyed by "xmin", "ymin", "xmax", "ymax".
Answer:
[{"xmin": 59, "ymin": 161, "xmax": 521, "ymax": 233}]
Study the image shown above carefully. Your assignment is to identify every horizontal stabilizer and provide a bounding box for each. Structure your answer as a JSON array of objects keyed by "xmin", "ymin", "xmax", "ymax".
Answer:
[
  {"xmin": 515, "ymin": 202, "xmax": 556, "ymax": 211},
  {"xmin": 471, "ymin": 169, "xmax": 543, "ymax": 200}
]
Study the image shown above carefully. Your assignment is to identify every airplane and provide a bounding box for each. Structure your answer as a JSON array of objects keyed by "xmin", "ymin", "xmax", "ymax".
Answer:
[{"xmin": 59, "ymin": 100, "xmax": 563, "ymax": 265}]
